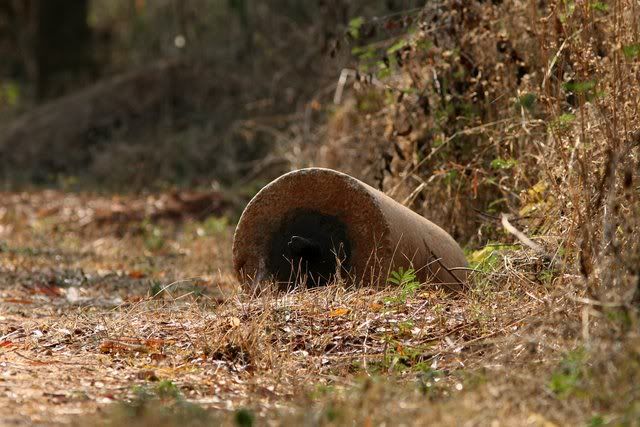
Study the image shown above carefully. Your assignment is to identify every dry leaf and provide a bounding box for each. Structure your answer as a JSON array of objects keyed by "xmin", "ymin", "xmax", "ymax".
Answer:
[
  {"xmin": 99, "ymin": 338, "xmax": 155, "ymax": 354},
  {"xmin": 369, "ymin": 303, "xmax": 383, "ymax": 312},
  {"xmin": 32, "ymin": 283, "xmax": 63, "ymax": 298},
  {"xmin": 329, "ymin": 308, "xmax": 350, "ymax": 317},
  {"xmin": 128, "ymin": 270, "xmax": 146, "ymax": 279}
]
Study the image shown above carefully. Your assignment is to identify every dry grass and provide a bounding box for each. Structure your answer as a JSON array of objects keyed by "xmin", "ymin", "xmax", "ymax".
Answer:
[
  {"xmin": 1, "ymin": 188, "xmax": 637, "ymax": 426},
  {"xmin": 2, "ymin": 0, "xmax": 640, "ymax": 425}
]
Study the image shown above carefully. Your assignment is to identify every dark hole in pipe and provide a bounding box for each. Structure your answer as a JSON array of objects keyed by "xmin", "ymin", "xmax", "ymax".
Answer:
[{"xmin": 267, "ymin": 209, "xmax": 351, "ymax": 288}]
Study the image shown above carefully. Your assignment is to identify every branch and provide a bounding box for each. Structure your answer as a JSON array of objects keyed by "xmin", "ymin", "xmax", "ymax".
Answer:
[{"xmin": 500, "ymin": 213, "xmax": 545, "ymax": 255}]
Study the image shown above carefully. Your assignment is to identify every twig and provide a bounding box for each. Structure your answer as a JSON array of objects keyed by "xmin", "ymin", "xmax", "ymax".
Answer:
[
  {"xmin": 542, "ymin": 29, "xmax": 582, "ymax": 91},
  {"xmin": 500, "ymin": 213, "xmax": 545, "ymax": 255},
  {"xmin": 569, "ymin": 295, "xmax": 628, "ymax": 308}
]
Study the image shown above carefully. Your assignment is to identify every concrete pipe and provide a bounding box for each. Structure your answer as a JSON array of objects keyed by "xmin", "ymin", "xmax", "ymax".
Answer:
[{"xmin": 232, "ymin": 168, "xmax": 468, "ymax": 291}]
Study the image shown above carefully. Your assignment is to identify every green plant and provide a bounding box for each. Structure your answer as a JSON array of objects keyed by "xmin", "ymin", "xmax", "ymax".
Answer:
[
  {"xmin": 142, "ymin": 219, "xmax": 165, "ymax": 252},
  {"xmin": 490, "ymin": 157, "xmax": 518, "ymax": 170},
  {"xmin": 385, "ymin": 267, "xmax": 420, "ymax": 304},
  {"xmin": 155, "ymin": 380, "xmax": 181, "ymax": 399},
  {"xmin": 622, "ymin": 43, "xmax": 640, "ymax": 59},
  {"xmin": 516, "ymin": 93, "xmax": 536, "ymax": 110},
  {"xmin": 323, "ymin": 404, "xmax": 342, "ymax": 423},
  {"xmin": 148, "ymin": 280, "xmax": 164, "ymax": 298},
  {"xmin": 397, "ymin": 320, "xmax": 415, "ymax": 337},
  {"xmin": 549, "ymin": 348, "xmax": 588, "ymax": 398},
  {"xmin": 234, "ymin": 408, "xmax": 254, "ymax": 427},
  {"xmin": 417, "ymin": 367, "xmax": 447, "ymax": 399},
  {"xmin": 467, "ymin": 245, "xmax": 517, "ymax": 273},
  {"xmin": 590, "ymin": 2, "xmax": 609, "ymax": 12},
  {"xmin": 347, "ymin": 16, "xmax": 365, "ymax": 39},
  {"xmin": 198, "ymin": 216, "xmax": 229, "ymax": 236},
  {"xmin": 0, "ymin": 81, "xmax": 20, "ymax": 107},
  {"xmin": 550, "ymin": 113, "xmax": 576, "ymax": 132},
  {"xmin": 537, "ymin": 269, "xmax": 555, "ymax": 286}
]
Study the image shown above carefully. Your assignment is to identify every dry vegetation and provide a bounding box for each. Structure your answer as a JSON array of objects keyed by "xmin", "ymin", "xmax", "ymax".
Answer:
[
  {"xmin": 2, "ymin": 0, "xmax": 640, "ymax": 426},
  {"xmin": 0, "ymin": 191, "xmax": 587, "ymax": 426}
]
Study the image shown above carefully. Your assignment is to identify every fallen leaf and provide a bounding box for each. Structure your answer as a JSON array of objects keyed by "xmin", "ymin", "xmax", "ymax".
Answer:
[
  {"xmin": 329, "ymin": 308, "xmax": 350, "ymax": 317},
  {"xmin": 100, "ymin": 339, "xmax": 149, "ymax": 354},
  {"xmin": 369, "ymin": 303, "xmax": 383, "ymax": 312},
  {"xmin": 32, "ymin": 283, "xmax": 63, "ymax": 298},
  {"xmin": 144, "ymin": 338, "xmax": 165, "ymax": 351},
  {"xmin": 128, "ymin": 270, "xmax": 146, "ymax": 279},
  {"xmin": 37, "ymin": 206, "xmax": 61, "ymax": 218}
]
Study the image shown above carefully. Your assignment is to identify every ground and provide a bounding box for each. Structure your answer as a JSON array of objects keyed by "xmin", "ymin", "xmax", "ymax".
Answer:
[{"xmin": 0, "ymin": 190, "xmax": 637, "ymax": 426}]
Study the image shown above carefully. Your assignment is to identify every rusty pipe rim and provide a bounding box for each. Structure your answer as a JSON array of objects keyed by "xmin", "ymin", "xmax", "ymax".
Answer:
[{"xmin": 232, "ymin": 168, "xmax": 392, "ymax": 288}]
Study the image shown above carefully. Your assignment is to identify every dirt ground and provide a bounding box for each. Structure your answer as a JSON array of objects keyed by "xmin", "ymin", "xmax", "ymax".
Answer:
[
  {"xmin": 0, "ymin": 191, "xmax": 238, "ymax": 424},
  {"xmin": 0, "ymin": 190, "xmax": 635, "ymax": 426}
]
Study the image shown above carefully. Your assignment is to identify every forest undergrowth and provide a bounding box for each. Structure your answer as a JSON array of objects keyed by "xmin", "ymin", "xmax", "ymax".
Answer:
[{"xmin": 1, "ymin": 0, "xmax": 640, "ymax": 425}]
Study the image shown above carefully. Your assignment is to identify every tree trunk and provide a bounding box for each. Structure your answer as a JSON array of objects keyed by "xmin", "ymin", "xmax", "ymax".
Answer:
[{"xmin": 33, "ymin": 0, "xmax": 94, "ymax": 99}]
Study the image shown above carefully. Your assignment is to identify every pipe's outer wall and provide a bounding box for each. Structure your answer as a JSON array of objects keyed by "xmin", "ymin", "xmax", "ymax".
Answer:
[{"xmin": 232, "ymin": 168, "xmax": 468, "ymax": 291}]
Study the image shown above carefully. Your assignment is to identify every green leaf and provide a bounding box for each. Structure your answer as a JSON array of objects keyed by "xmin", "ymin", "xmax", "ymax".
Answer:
[
  {"xmin": 559, "ymin": 0, "xmax": 576, "ymax": 22},
  {"xmin": 490, "ymin": 157, "xmax": 518, "ymax": 170},
  {"xmin": 517, "ymin": 93, "xmax": 536, "ymax": 110},
  {"xmin": 351, "ymin": 45, "xmax": 376, "ymax": 60},
  {"xmin": 400, "ymin": 87, "xmax": 418, "ymax": 95},
  {"xmin": 155, "ymin": 380, "xmax": 181, "ymax": 399},
  {"xmin": 376, "ymin": 67, "xmax": 391, "ymax": 79},
  {"xmin": 444, "ymin": 169, "xmax": 458, "ymax": 185},
  {"xmin": 348, "ymin": 16, "xmax": 365, "ymax": 39},
  {"xmin": 557, "ymin": 113, "xmax": 576, "ymax": 123},
  {"xmin": 387, "ymin": 39, "xmax": 408, "ymax": 54},
  {"xmin": 562, "ymin": 80, "xmax": 595, "ymax": 94},
  {"xmin": 622, "ymin": 43, "xmax": 640, "ymax": 59},
  {"xmin": 2, "ymin": 82, "xmax": 20, "ymax": 107},
  {"xmin": 590, "ymin": 1, "xmax": 609, "ymax": 12},
  {"xmin": 416, "ymin": 39, "xmax": 432, "ymax": 51},
  {"xmin": 550, "ymin": 113, "xmax": 576, "ymax": 131},
  {"xmin": 386, "ymin": 267, "xmax": 420, "ymax": 304}
]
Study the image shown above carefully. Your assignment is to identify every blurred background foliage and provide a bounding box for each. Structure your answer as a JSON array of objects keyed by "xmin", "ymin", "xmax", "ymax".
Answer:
[
  {"xmin": 2, "ymin": 0, "xmax": 639, "ymax": 257},
  {"xmin": 0, "ymin": 0, "xmax": 421, "ymax": 191}
]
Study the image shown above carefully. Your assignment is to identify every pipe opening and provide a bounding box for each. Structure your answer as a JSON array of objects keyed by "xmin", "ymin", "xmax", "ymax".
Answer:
[{"xmin": 267, "ymin": 209, "xmax": 351, "ymax": 287}]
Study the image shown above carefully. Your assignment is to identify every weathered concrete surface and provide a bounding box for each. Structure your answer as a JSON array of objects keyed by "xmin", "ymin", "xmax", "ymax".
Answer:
[{"xmin": 232, "ymin": 168, "xmax": 468, "ymax": 291}]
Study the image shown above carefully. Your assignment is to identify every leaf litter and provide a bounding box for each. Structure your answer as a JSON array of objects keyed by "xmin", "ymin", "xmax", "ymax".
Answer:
[{"xmin": 0, "ymin": 190, "xmax": 611, "ymax": 425}]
